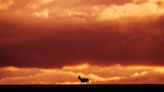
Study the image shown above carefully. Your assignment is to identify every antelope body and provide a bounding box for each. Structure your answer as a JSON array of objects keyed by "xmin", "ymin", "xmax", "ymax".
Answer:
[{"xmin": 78, "ymin": 76, "xmax": 89, "ymax": 84}]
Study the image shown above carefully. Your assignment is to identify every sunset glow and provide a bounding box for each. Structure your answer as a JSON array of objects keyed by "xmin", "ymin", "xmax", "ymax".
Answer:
[
  {"xmin": 1, "ymin": 64, "xmax": 164, "ymax": 84},
  {"xmin": 0, "ymin": 0, "xmax": 164, "ymax": 84}
]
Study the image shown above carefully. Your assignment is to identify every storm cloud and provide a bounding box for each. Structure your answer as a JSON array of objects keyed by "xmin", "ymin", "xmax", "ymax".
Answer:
[
  {"xmin": 0, "ymin": 0, "xmax": 164, "ymax": 68},
  {"xmin": 0, "ymin": 15, "xmax": 164, "ymax": 68}
]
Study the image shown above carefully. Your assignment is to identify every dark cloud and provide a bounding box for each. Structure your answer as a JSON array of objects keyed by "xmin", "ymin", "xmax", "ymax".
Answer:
[{"xmin": 0, "ymin": 15, "xmax": 164, "ymax": 68}]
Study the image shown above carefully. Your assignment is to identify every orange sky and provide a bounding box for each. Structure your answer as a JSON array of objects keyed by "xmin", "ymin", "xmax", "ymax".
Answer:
[
  {"xmin": 1, "ymin": 64, "xmax": 164, "ymax": 84},
  {"xmin": 0, "ymin": 0, "xmax": 164, "ymax": 84}
]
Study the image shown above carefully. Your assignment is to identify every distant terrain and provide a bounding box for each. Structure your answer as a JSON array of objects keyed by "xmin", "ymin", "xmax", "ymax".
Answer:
[{"xmin": 0, "ymin": 84, "xmax": 164, "ymax": 92}]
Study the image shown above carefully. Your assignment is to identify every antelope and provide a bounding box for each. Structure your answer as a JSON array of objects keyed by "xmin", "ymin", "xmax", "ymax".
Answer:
[{"xmin": 78, "ymin": 75, "xmax": 89, "ymax": 84}]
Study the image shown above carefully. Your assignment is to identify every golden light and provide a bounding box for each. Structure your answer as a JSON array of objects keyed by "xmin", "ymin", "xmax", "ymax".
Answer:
[
  {"xmin": 1, "ymin": 67, "xmax": 20, "ymax": 72},
  {"xmin": 33, "ymin": 8, "xmax": 49, "ymax": 18},
  {"xmin": 1, "ymin": 64, "xmax": 164, "ymax": 84},
  {"xmin": 62, "ymin": 63, "xmax": 90, "ymax": 70},
  {"xmin": 0, "ymin": 0, "xmax": 13, "ymax": 10},
  {"xmin": 98, "ymin": 1, "xmax": 164, "ymax": 20}
]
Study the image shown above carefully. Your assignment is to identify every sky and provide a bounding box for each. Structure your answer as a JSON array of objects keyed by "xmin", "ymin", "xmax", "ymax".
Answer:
[{"xmin": 0, "ymin": 0, "xmax": 164, "ymax": 84}]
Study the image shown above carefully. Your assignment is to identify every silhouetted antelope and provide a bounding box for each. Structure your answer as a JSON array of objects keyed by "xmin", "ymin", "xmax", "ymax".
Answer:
[{"xmin": 78, "ymin": 75, "xmax": 89, "ymax": 84}]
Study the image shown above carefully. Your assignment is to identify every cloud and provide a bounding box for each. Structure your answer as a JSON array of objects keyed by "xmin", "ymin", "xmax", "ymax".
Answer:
[
  {"xmin": 0, "ymin": 65, "xmax": 164, "ymax": 84},
  {"xmin": 99, "ymin": 0, "xmax": 164, "ymax": 20},
  {"xmin": 1, "ymin": 0, "xmax": 164, "ymax": 19},
  {"xmin": 0, "ymin": 14, "xmax": 164, "ymax": 68},
  {"xmin": 0, "ymin": 0, "xmax": 13, "ymax": 10},
  {"xmin": 0, "ymin": 0, "xmax": 164, "ymax": 68},
  {"xmin": 32, "ymin": 8, "xmax": 49, "ymax": 18},
  {"xmin": 1, "ymin": 0, "xmax": 164, "ymax": 84}
]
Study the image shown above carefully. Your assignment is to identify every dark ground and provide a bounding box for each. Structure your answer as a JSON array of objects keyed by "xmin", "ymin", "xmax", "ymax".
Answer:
[{"xmin": 0, "ymin": 84, "xmax": 164, "ymax": 92}]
